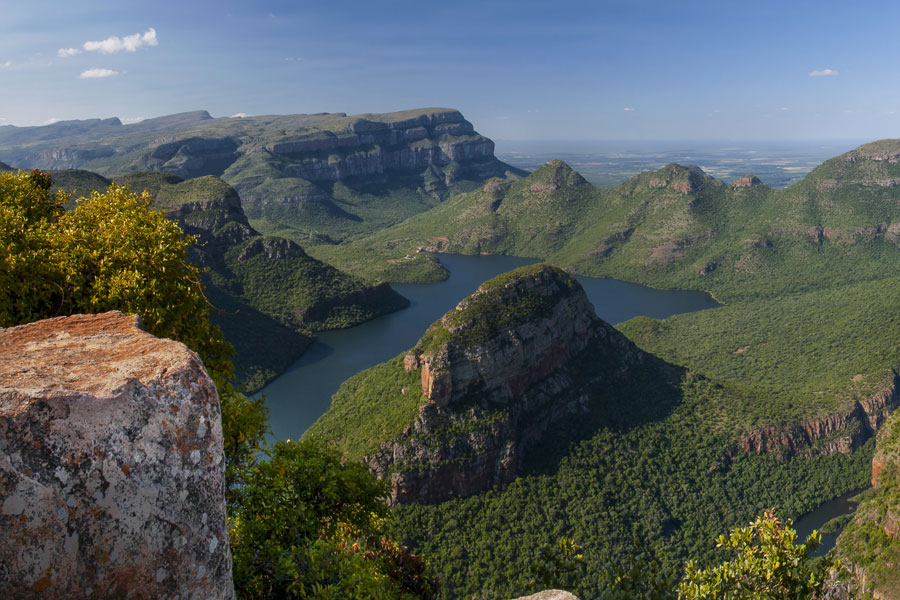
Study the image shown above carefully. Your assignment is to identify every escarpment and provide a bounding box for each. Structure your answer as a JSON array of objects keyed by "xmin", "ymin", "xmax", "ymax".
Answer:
[
  {"xmin": 0, "ymin": 312, "xmax": 233, "ymax": 599},
  {"xmin": 310, "ymin": 264, "xmax": 646, "ymax": 505},
  {"xmin": 739, "ymin": 372, "xmax": 900, "ymax": 457},
  {"xmin": 830, "ymin": 408, "xmax": 900, "ymax": 599}
]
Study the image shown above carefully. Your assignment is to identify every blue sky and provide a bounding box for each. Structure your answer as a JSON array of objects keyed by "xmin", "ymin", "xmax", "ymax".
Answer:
[{"xmin": 2, "ymin": 0, "xmax": 899, "ymax": 140}]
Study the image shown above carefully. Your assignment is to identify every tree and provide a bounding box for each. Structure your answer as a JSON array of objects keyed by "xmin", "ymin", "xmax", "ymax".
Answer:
[
  {"xmin": 229, "ymin": 440, "xmax": 439, "ymax": 599},
  {"xmin": 678, "ymin": 509, "xmax": 835, "ymax": 599},
  {"xmin": 0, "ymin": 170, "xmax": 233, "ymax": 382}
]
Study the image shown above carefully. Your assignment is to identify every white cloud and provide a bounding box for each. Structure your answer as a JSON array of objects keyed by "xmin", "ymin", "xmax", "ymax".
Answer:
[
  {"xmin": 83, "ymin": 28, "xmax": 157, "ymax": 54},
  {"xmin": 843, "ymin": 109, "xmax": 854, "ymax": 114},
  {"xmin": 57, "ymin": 47, "xmax": 82, "ymax": 58},
  {"xmin": 121, "ymin": 116, "xmax": 145, "ymax": 124},
  {"xmin": 809, "ymin": 68, "xmax": 839, "ymax": 77},
  {"xmin": 44, "ymin": 117, "xmax": 63, "ymax": 125},
  {"xmin": 778, "ymin": 107, "xmax": 790, "ymax": 111},
  {"xmin": 1, "ymin": 60, "xmax": 11, "ymax": 69},
  {"xmin": 79, "ymin": 68, "xmax": 119, "ymax": 79},
  {"xmin": 283, "ymin": 57, "xmax": 304, "ymax": 62},
  {"xmin": 623, "ymin": 107, "xmax": 635, "ymax": 112},
  {"xmin": 231, "ymin": 113, "xmax": 249, "ymax": 118}
]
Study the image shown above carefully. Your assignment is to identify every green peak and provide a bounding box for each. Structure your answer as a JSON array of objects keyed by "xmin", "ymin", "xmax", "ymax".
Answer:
[
  {"xmin": 525, "ymin": 160, "xmax": 588, "ymax": 190},
  {"xmin": 416, "ymin": 263, "xmax": 583, "ymax": 353}
]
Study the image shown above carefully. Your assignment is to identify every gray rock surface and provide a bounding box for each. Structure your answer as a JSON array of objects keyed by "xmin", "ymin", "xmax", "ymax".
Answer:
[
  {"xmin": 511, "ymin": 590, "xmax": 579, "ymax": 600},
  {"xmin": 0, "ymin": 311, "xmax": 233, "ymax": 599}
]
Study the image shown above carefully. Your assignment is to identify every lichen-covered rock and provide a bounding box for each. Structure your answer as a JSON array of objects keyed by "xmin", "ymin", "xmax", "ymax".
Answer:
[
  {"xmin": 511, "ymin": 591, "xmax": 579, "ymax": 600},
  {"xmin": 0, "ymin": 312, "xmax": 233, "ymax": 599}
]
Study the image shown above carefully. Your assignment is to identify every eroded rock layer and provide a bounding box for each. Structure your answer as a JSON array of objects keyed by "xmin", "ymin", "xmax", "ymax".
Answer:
[
  {"xmin": 365, "ymin": 264, "xmax": 645, "ymax": 505},
  {"xmin": 0, "ymin": 312, "xmax": 233, "ymax": 599}
]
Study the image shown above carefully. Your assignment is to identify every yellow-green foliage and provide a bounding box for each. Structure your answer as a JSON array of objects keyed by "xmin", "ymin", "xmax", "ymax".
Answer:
[
  {"xmin": 678, "ymin": 510, "xmax": 833, "ymax": 599},
  {"xmin": 0, "ymin": 169, "xmax": 233, "ymax": 381}
]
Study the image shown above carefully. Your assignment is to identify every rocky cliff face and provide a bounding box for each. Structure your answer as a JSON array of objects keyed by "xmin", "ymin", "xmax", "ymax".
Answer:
[
  {"xmin": 830, "ymin": 407, "xmax": 900, "ymax": 599},
  {"xmin": 739, "ymin": 373, "xmax": 900, "ymax": 457},
  {"xmin": 364, "ymin": 265, "xmax": 645, "ymax": 505},
  {"xmin": 0, "ymin": 312, "xmax": 233, "ymax": 599}
]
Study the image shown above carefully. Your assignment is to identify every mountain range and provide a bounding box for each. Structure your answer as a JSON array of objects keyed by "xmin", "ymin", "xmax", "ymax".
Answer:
[{"xmin": 3, "ymin": 108, "xmax": 900, "ymax": 598}]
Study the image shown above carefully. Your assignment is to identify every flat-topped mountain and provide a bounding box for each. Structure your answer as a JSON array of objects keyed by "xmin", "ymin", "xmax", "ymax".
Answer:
[
  {"xmin": 306, "ymin": 264, "xmax": 648, "ymax": 504},
  {"xmin": 0, "ymin": 108, "xmax": 524, "ymax": 243}
]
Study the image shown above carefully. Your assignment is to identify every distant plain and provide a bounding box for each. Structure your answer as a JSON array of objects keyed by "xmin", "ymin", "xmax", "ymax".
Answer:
[{"xmin": 496, "ymin": 139, "xmax": 867, "ymax": 188}]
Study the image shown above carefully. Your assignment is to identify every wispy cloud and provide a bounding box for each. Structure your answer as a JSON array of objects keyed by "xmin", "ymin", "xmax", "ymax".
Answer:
[
  {"xmin": 1, "ymin": 60, "xmax": 11, "ymax": 69},
  {"xmin": 58, "ymin": 47, "xmax": 82, "ymax": 58},
  {"xmin": 283, "ymin": 57, "xmax": 304, "ymax": 62},
  {"xmin": 121, "ymin": 116, "xmax": 145, "ymax": 124},
  {"xmin": 623, "ymin": 107, "xmax": 635, "ymax": 112},
  {"xmin": 79, "ymin": 68, "xmax": 119, "ymax": 79},
  {"xmin": 778, "ymin": 107, "xmax": 790, "ymax": 111},
  {"xmin": 809, "ymin": 68, "xmax": 839, "ymax": 77}
]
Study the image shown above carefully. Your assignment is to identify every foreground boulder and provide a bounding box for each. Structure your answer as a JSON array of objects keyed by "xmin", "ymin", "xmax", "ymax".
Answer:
[{"xmin": 0, "ymin": 312, "xmax": 233, "ymax": 599}]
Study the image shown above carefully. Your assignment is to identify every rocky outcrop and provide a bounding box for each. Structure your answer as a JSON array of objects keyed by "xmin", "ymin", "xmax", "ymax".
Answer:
[
  {"xmin": 167, "ymin": 179, "xmax": 256, "ymax": 244},
  {"xmin": 0, "ymin": 312, "xmax": 233, "ymax": 599},
  {"xmin": 366, "ymin": 265, "xmax": 645, "ymax": 504},
  {"xmin": 511, "ymin": 591, "xmax": 579, "ymax": 600},
  {"xmin": 236, "ymin": 236, "xmax": 308, "ymax": 261},
  {"xmin": 740, "ymin": 372, "xmax": 900, "ymax": 457},
  {"xmin": 732, "ymin": 174, "xmax": 762, "ymax": 187},
  {"xmin": 647, "ymin": 165, "xmax": 711, "ymax": 195}
]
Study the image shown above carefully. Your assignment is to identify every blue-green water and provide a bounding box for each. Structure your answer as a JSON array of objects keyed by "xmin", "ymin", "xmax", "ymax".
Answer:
[{"xmin": 262, "ymin": 254, "xmax": 719, "ymax": 441}]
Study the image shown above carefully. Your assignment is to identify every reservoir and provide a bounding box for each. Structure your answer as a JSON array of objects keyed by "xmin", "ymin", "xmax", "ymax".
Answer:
[
  {"xmin": 793, "ymin": 488, "xmax": 867, "ymax": 556},
  {"xmin": 262, "ymin": 254, "xmax": 720, "ymax": 441}
]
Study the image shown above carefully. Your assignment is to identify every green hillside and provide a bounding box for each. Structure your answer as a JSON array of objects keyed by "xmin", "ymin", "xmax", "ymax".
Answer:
[
  {"xmin": 52, "ymin": 171, "xmax": 410, "ymax": 390},
  {"xmin": 320, "ymin": 141, "xmax": 900, "ymax": 307}
]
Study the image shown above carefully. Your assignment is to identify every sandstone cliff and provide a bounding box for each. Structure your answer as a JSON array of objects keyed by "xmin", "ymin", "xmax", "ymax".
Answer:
[
  {"xmin": 312, "ymin": 264, "xmax": 646, "ymax": 505},
  {"xmin": 738, "ymin": 373, "xmax": 900, "ymax": 457},
  {"xmin": 0, "ymin": 108, "xmax": 523, "ymax": 244},
  {"xmin": 0, "ymin": 312, "xmax": 233, "ymax": 599}
]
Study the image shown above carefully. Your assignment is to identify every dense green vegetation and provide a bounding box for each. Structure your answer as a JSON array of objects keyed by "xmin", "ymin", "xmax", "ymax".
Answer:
[
  {"xmin": 306, "ymin": 354, "xmax": 424, "ymax": 461},
  {"xmin": 834, "ymin": 411, "xmax": 900, "ymax": 598},
  {"xmin": 317, "ymin": 142, "xmax": 900, "ymax": 311},
  {"xmin": 618, "ymin": 275, "xmax": 900, "ymax": 428},
  {"xmin": 104, "ymin": 171, "xmax": 409, "ymax": 390},
  {"xmin": 305, "ymin": 258, "xmax": 895, "ymax": 598},
  {"xmin": 390, "ymin": 374, "xmax": 871, "ymax": 598},
  {"xmin": 0, "ymin": 170, "xmax": 231, "ymax": 379},
  {"xmin": 230, "ymin": 440, "xmax": 439, "ymax": 600}
]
